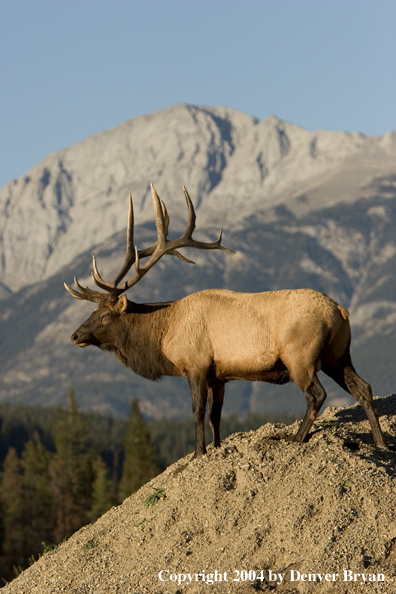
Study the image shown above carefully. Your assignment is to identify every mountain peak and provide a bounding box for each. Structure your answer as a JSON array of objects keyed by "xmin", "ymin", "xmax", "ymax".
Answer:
[{"xmin": 1, "ymin": 104, "xmax": 395, "ymax": 294}]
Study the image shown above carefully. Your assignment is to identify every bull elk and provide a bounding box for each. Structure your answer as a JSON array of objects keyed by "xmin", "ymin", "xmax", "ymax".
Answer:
[{"xmin": 65, "ymin": 184, "xmax": 386, "ymax": 456}]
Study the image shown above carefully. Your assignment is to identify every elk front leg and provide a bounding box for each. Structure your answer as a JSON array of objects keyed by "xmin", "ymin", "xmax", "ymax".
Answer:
[
  {"xmin": 188, "ymin": 373, "xmax": 209, "ymax": 457},
  {"xmin": 208, "ymin": 383, "xmax": 225, "ymax": 448}
]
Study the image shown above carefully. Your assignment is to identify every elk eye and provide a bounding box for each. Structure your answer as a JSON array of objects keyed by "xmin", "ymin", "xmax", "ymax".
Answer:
[{"xmin": 101, "ymin": 313, "xmax": 111, "ymax": 324}]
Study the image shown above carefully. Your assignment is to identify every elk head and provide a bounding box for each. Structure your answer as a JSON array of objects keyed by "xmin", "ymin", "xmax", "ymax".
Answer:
[{"xmin": 69, "ymin": 295, "xmax": 129, "ymax": 349}]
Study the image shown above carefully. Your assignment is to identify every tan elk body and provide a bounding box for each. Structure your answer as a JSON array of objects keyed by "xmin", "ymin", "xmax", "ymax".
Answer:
[{"xmin": 66, "ymin": 185, "xmax": 386, "ymax": 456}]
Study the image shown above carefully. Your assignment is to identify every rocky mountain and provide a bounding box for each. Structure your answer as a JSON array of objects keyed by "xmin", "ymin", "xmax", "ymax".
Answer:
[
  {"xmin": 0, "ymin": 104, "xmax": 395, "ymax": 417},
  {"xmin": 2, "ymin": 394, "xmax": 396, "ymax": 593}
]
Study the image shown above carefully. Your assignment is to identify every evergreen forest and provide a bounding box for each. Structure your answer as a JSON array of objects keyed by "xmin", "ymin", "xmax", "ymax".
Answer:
[{"xmin": 0, "ymin": 390, "xmax": 294, "ymax": 583}]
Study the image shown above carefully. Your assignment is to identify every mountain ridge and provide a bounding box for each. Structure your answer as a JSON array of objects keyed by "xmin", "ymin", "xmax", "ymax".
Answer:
[
  {"xmin": 0, "ymin": 104, "xmax": 395, "ymax": 416},
  {"xmin": 1, "ymin": 104, "xmax": 395, "ymax": 293}
]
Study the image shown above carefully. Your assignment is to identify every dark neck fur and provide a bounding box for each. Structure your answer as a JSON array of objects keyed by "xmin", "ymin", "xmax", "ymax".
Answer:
[{"xmin": 102, "ymin": 301, "xmax": 178, "ymax": 380}]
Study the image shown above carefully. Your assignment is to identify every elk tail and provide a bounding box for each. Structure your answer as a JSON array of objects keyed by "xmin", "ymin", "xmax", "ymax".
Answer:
[{"xmin": 337, "ymin": 305, "xmax": 349, "ymax": 320}]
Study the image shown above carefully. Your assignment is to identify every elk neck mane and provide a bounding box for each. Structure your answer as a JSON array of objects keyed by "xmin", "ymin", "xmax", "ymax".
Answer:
[{"xmin": 104, "ymin": 300, "xmax": 179, "ymax": 381}]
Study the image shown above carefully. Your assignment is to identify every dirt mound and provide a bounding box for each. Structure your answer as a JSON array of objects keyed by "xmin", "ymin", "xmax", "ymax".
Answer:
[{"xmin": 3, "ymin": 395, "xmax": 396, "ymax": 593}]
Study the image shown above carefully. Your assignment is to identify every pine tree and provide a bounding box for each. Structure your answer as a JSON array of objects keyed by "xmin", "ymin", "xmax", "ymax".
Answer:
[
  {"xmin": 118, "ymin": 399, "xmax": 159, "ymax": 502},
  {"xmin": 88, "ymin": 457, "xmax": 114, "ymax": 522},
  {"xmin": 50, "ymin": 388, "xmax": 94, "ymax": 542},
  {"xmin": 20, "ymin": 432, "xmax": 54, "ymax": 558},
  {"xmin": 0, "ymin": 447, "xmax": 26, "ymax": 572}
]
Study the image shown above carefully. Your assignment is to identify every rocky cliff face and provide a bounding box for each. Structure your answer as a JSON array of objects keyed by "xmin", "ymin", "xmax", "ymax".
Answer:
[
  {"xmin": 0, "ymin": 104, "xmax": 395, "ymax": 415},
  {"xmin": 1, "ymin": 104, "xmax": 395, "ymax": 293}
]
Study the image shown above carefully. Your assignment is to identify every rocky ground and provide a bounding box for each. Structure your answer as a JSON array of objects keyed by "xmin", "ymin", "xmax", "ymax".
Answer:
[{"xmin": 2, "ymin": 394, "xmax": 396, "ymax": 594}]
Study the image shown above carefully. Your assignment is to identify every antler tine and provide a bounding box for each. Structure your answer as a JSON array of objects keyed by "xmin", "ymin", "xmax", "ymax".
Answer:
[
  {"xmin": 150, "ymin": 184, "xmax": 167, "ymax": 247},
  {"xmin": 132, "ymin": 196, "xmax": 170, "ymax": 261},
  {"xmin": 64, "ymin": 281, "xmax": 84, "ymax": 300},
  {"xmin": 64, "ymin": 278, "xmax": 104, "ymax": 303},
  {"xmin": 180, "ymin": 186, "xmax": 234, "ymax": 254},
  {"xmin": 113, "ymin": 192, "xmax": 136, "ymax": 286},
  {"xmin": 161, "ymin": 200, "xmax": 170, "ymax": 237},
  {"xmin": 180, "ymin": 186, "xmax": 233, "ymax": 253},
  {"xmin": 92, "ymin": 253, "xmax": 103, "ymax": 282},
  {"xmin": 91, "ymin": 193, "xmax": 137, "ymax": 292},
  {"xmin": 182, "ymin": 186, "xmax": 196, "ymax": 239},
  {"xmin": 134, "ymin": 246, "xmax": 141, "ymax": 274}
]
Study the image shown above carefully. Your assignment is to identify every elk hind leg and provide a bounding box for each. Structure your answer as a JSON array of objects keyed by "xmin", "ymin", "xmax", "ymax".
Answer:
[
  {"xmin": 208, "ymin": 383, "xmax": 225, "ymax": 448},
  {"xmin": 322, "ymin": 354, "xmax": 386, "ymax": 447},
  {"xmin": 292, "ymin": 371, "xmax": 327, "ymax": 443},
  {"xmin": 343, "ymin": 366, "xmax": 385, "ymax": 447}
]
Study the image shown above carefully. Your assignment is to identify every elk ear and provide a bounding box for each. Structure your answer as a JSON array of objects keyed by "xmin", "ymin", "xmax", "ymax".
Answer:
[{"xmin": 115, "ymin": 294, "xmax": 129, "ymax": 313}]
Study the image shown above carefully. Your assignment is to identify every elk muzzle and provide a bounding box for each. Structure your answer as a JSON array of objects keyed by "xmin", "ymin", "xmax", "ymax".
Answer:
[
  {"xmin": 71, "ymin": 332, "xmax": 88, "ymax": 347},
  {"xmin": 71, "ymin": 327, "xmax": 95, "ymax": 348}
]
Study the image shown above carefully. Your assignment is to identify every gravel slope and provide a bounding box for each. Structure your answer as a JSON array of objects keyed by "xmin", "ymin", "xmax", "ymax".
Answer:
[{"xmin": 3, "ymin": 394, "xmax": 396, "ymax": 594}]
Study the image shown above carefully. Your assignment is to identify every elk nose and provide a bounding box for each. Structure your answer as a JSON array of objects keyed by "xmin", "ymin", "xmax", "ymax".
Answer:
[{"xmin": 71, "ymin": 332, "xmax": 79, "ymax": 343}]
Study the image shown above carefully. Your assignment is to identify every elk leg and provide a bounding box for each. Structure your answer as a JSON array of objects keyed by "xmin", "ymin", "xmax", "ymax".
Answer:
[
  {"xmin": 343, "ymin": 367, "xmax": 386, "ymax": 446},
  {"xmin": 322, "ymin": 358, "xmax": 386, "ymax": 447},
  {"xmin": 208, "ymin": 383, "xmax": 225, "ymax": 447},
  {"xmin": 188, "ymin": 373, "xmax": 209, "ymax": 457},
  {"xmin": 292, "ymin": 374, "xmax": 327, "ymax": 443}
]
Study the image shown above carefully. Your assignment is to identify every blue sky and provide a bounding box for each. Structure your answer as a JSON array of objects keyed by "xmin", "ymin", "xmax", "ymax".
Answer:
[{"xmin": 1, "ymin": 0, "xmax": 395, "ymax": 189}]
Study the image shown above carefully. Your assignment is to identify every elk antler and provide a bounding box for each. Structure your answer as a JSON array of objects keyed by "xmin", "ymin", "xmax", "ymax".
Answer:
[{"xmin": 64, "ymin": 184, "xmax": 234, "ymax": 303}]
